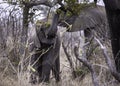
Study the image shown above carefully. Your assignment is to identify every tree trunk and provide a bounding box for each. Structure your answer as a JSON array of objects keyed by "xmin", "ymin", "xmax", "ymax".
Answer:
[
  {"xmin": 22, "ymin": 5, "xmax": 30, "ymax": 43},
  {"xmin": 103, "ymin": 0, "xmax": 120, "ymax": 72},
  {"xmin": 19, "ymin": 5, "xmax": 30, "ymax": 55}
]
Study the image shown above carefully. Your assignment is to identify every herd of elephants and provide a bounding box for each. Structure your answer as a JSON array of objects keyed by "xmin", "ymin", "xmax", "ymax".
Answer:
[{"xmin": 29, "ymin": 5, "xmax": 109, "ymax": 83}]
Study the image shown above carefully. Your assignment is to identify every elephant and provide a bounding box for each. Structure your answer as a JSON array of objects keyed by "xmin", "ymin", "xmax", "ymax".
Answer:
[
  {"xmin": 59, "ymin": 5, "xmax": 109, "ymax": 42},
  {"xmin": 58, "ymin": 5, "xmax": 109, "ymax": 61},
  {"xmin": 29, "ymin": 12, "xmax": 61, "ymax": 83}
]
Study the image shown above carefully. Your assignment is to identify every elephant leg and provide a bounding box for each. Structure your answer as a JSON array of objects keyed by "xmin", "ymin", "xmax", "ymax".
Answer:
[
  {"xmin": 52, "ymin": 56, "xmax": 60, "ymax": 82},
  {"xmin": 84, "ymin": 28, "xmax": 92, "ymax": 43},
  {"xmin": 40, "ymin": 56, "xmax": 52, "ymax": 82},
  {"xmin": 37, "ymin": 59, "xmax": 42, "ymax": 79},
  {"xmin": 84, "ymin": 28, "xmax": 94, "ymax": 58},
  {"xmin": 30, "ymin": 49, "xmax": 42, "ymax": 83}
]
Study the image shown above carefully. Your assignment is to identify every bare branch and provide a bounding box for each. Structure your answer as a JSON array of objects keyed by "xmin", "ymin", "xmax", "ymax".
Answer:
[
  {"xmin": 62, "ymin": 43, "xmax": 77, "ymax": 78},
  {"xmin": 95, "ymin": 37, "xmax": 120, "ymax": 82},
  {"xmin": 74, "ymin": 46, "xmax": 99, "ymax": 86}
]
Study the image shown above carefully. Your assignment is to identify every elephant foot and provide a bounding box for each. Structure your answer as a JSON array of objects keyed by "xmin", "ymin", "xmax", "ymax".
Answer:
[
  {"xmin": 29, "ymin": 78, "xmax": 37, "ymax": 84},
  {"xmin": 55, "ymin": 74, "xmax": 61, "ymax": 82},
  {"xmin": 39, "ymin": 76, "xmax": 50, "ymax": 83},
  {"xmin": 29, "ymin": 74, "xmax": 38, "ymax": 84},
  {"xmin": 29, "ymin": 79, "xmax": 37, "ymax": 84}
]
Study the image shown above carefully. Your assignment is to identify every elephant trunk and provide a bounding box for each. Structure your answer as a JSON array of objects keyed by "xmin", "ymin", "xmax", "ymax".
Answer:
[{"xmin": 47, "ymin": 13, "xmax": 59, "ymax": 39}]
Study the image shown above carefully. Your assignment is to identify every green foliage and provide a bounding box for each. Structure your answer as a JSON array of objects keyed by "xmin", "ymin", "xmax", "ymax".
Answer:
[
  {"xmin": 64, "ymin": 0, "xmax": 80, "ymax": 15},
  {"xmin": 64, "ymin": 0, "xmax": 95, "ymax": 16},
  {"xmin": 56, "ymin": 8, "xmax": 63, "ymax": 14}
]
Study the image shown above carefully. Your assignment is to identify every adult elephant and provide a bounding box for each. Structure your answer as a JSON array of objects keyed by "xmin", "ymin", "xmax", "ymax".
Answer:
[
  {"xmin": 30, "ymin": 12, "xmax": 61, "ymax": 83},
  {"xmin": 59, "ymin": 5, "xmax": 109, "ymax": 42}
]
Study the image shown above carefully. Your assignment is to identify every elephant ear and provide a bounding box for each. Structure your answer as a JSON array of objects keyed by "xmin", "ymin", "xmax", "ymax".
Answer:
[
  {"xmin": 34, "ymin": 26, "xmax": 41, "ymax": 48},
  {"xmin": 36, "ymin": 25, "xmax": 57, "ymax": 45}
]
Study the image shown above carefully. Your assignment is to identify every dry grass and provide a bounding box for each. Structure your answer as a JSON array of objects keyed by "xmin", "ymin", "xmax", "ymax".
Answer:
[
  {"xmin": 0, "ymin": 44, "xmax": 119, "ymax": 86},
  {"xmin": 0, "ymin": 30, "xmax": 120, "ymax": 86}
]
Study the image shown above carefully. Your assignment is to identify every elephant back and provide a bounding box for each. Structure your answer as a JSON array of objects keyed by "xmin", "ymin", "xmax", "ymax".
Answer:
[{"xmin": 71, "ymin": 6, "xmax": 107, "ymax": 31}]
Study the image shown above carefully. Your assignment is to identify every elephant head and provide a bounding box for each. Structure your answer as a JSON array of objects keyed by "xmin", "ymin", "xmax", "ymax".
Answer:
[{"xmin": 35, "ymin": 12, "xmax": 60, "ymax": 46}]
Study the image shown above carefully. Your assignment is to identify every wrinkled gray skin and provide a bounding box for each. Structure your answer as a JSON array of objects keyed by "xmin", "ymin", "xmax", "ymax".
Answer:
[
  {"xmin": 30, "ymin": 13, "xmax": 61, "ymax": 83},
  {"xmin": 59, "ymin": 5, "xmax": 109, "ymax": 41}
]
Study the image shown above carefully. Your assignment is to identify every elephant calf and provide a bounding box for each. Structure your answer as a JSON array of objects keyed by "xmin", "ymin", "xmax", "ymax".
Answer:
[
  {"xmin": 30, "ymin": 24, "xmax": 61, "ymax": 83},
  {"xmin": 30, "ymin": 12, "xmax": 61, "ymax": 83}
]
